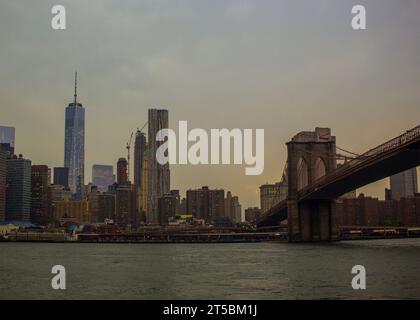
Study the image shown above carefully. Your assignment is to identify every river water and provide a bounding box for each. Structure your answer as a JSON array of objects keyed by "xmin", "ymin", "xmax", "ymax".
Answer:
[{"xmin": 0, "ymin": 238, "xmax": 419, "ymax": 299}]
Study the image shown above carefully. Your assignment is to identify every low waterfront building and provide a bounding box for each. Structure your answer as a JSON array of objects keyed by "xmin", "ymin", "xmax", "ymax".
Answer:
[
  {"xmin": 52, "ymin": 199, "xmax": 91, "ymax": 225},
  {"xmin": 0, "ymin": 223, "xmax": 19, "ymax": 235},
  {"xmin": 334, "ymin": 193, "xmax": 420, "ymax": 227}
]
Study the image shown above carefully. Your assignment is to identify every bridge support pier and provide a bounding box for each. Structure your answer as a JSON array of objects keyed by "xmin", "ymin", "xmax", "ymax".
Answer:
[{"xmin": 287, "ymin": 200, "xmax": 339, "ymax": 242}]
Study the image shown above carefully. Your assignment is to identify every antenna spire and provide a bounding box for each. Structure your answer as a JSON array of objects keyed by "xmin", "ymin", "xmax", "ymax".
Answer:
[{"xmin": 74, "ymin": 71, "xmax": 78, "ymax": 105}]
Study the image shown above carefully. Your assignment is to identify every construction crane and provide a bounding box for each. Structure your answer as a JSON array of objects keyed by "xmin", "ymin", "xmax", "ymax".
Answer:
[
  {"xmin": 125, "ymin": 121, "xmax": 148, "ymax": 181},
  {"xmin": 126, "ymin": 131, "xmax": 134, "ymax": 181},
  {"xmin": 137, "ymin": 121, "xmax": 148, "ymax": 134},
  {"xmin": 125, "ymin": 121, "xmax": 147, "ymax": 182}
]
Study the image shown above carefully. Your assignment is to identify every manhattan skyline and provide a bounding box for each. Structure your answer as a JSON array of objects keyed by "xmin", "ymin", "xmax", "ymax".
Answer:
[{"xmin": 1, "ymin": 0, "xmax": 420, "ymax": 208}]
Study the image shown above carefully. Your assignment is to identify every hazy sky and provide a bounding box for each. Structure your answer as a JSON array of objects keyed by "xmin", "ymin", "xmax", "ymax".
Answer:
[{"xmin": 1, "ymin": 0, "xmax": 419, "ymax": 208}]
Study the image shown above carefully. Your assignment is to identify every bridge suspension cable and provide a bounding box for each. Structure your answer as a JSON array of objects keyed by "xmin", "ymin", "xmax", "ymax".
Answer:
[
  {"xmin": 293, "ymin": 144, "xmax": 354, "ymax": 161},
  {"xmin": 336, "ymin": 146, "xmax": 361, "ymax": 157}
]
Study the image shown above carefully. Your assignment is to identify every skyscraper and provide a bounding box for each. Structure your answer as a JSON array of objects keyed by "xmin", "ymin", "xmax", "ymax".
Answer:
[
  {"xmin": 64, "ymin": 72, "xmax": 85, "ymax": 197},
  {"xmin": 244, "ymin": 207, "xmax": 262, "ymax": 225},
  {"xmin": 133, "ymin": 130, "xmax": 147, "ymax": 216},
  {"xmin": 186, "ymin": 186, "xmax": 225, "ymax": 223},
  {"xmin": 225, "ymin": 191, "xmax": 242, "ymax": 223},
  {"xmin": 117, "ymin": 158, "xmax": 128, "ymax": 185},
  {"xmin": 53, "ymin": 167, "xmax": 69, "ymax": 188},
  {"xmin": 97, "ymin": 193, "xmax": 116, "ymax": 223},
  {"xmin": 260, "ymin": 182, "xmax": 288, "ymax": 213},
  {"xmin": 147, "ymin": 108, "xmax": 170, "ymax": 224},
  {"xmin": 0, "ymin": 149, "xmax": 6, "ymax": 222},
  {"xmin": 231, "ymin": 196, "xmax": 242, "ymax": 223},
  {"xmin": 6, "ymin": 155, "xmax": 32, "ymax": 222},
  {"xmin": 0, "ymin": 126, "xmax": 15, "ymax": 156},
  {"xmin": 390, "ymin": 168, "xmax": 418, "ymax": 200},
  {"xmin": 225, "ymin": 191, "xmax": 232, "ymax": 219},
  {"xmin": 31, "ymin": 165, "xmax": 50, "ymax": 225},
  {"xmin": 158, "ymin": 190, "xmax": 180, "ymax": 224},
  {"xmin": 115, "ymin": 183, "xmax": 136, "ymax": 229},
  {"xmin": 0, "ymin": 126, "xmax": 15, "ymax": 147},
  {"xmin": 92, "ymin": 164, "xmax": 115, "ymax": 192},
  {"xmin": 140, "ymin": 148, "xmax": 149, "ymax": 221}
]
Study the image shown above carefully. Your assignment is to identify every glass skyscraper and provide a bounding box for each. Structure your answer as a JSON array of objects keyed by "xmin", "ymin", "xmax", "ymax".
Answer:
[
  {"xmin": 53, "ymin": 167, "xmax": 69, "ymax": 188},
  {"xmin": 0, "ymin": 126, "xmax": 15, "ymax": 146},
  {"xmin": 92, "ymin": 164, "xmax": 115, "ymax": 192},
  {"xmin": 0, "ymin": 126, "xmax": 15, "ymax": 155},
  {"xmin": 6, "ymin": 156, "xmax": 32, "ymax": 222},
  {"xmin": 64, "ymin": 73, "xmax": 85, "ymax": 197},
  {"xmin": 390, "ymin": 168, "xmax": 418, "ymax": 200}
]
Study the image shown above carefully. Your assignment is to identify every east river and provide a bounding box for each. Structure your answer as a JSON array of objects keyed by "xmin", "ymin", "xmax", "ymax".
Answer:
[{"xmin": 1, "ymin": 238, "xmax": 419, "ymax": 299}]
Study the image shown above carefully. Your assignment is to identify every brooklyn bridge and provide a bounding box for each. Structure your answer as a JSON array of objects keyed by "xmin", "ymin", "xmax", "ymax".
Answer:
[{"xmin": 257, "ymin": 125, "xmax": 420, "ymax": 242}]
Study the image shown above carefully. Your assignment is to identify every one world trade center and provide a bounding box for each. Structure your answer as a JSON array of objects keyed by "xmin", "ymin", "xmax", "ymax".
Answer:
[{"xmin": 64, "ymin": 72, "xmax": 85, "ymax": 198}]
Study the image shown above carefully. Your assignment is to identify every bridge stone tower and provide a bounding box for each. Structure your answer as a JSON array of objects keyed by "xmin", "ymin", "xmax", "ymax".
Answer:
[{"xmin": 287, "ymin": 128, "xmax": 339, "ymax": 242}]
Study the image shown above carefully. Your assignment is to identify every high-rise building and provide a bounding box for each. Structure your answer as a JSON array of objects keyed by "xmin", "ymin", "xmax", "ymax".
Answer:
[
  {"xmin": 186, "ymin": 186, "xmax": 225, "ymax": 223},
  {"xmin": 47, "ymin": 168, "xmax": 52, "ymax": 185},
  {"xmin": 92, "ymin": 164, "xmax": 115, "ymax": 192},
  {"xmin": 390, "ymin": 168, "xmax": 418, "ymax": 200},
  {"xmin": 87, "ymin": 186, "xmax": 101, "ymax": 223},
  {"xmin": 140, "ymin": 149, "xmax": 149, "ymax": 221},
  {"xmin": 179, "ymin": 197, "xmax": 187, "ymax": 214},
  {"xmin": 6, "ymin": 155, "xmax": 32, "ymax": 222},
  {"xmin": 244, "ymin": 207, "xmax": 262, "ymax": 225},
  {"xmin": 158, "ymin": 190, "xmax": 180, "ymax": 224},
  {"xmin": 147, "ymin": 108, "xmax": 170, "ymax": 223},
  {"xmin": 48, "ymin": 184, "xmax": 72, "ymax": 224},
  {"xmin": 0, "ymin": 149, "xmax": 6, "ymax": 222},
  {"xmin": 53, "ymin": 167, "xmax": 69, "ymax": 188},
  {"xmin": 31, "ymin": 165, "xmax": 50, "ymax": 225},
  {"xmin": 117, "ymin": 158, "xmax": 128, "ymax": 185},
  {"xmin": 260, "ymin": 182, "xmax": 287, "ymax": 213},
  {"xmin": 225, "ymin": 191, "xmax": 232, "ymax": 219},
  {"xmin": 115, "ymin": 183, "xmax": 136, "ymax": 229},
  {"xmin": 98, "ymin": 193, "xmax": 116, "ymax": 223},
  {"xmin": 225, "ymin": 191, "xmax": 242, "ymax": 223},
  {"xmin": 231, "ymin": 196, "xmax": 242, "ymax": 223},
  {"xmin": 0, "ymin": 126, "xmax": 15, "ymax": 156},
  {"xmin": 86, "ymin": 185, "xmax": 115, "ymax": 223},
  {"xmin": 134, "ymin": 130, "xmax": 147, "ymax": 217},
  {"xmin": 64, "ymin": 72, "xmax": 85, "ymax": 197}
]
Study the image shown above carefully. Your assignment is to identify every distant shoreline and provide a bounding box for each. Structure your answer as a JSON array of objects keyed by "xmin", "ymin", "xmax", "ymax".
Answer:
[{"xmin": 2, "ymin": 235, "xmax": 420, "ymax": 244}]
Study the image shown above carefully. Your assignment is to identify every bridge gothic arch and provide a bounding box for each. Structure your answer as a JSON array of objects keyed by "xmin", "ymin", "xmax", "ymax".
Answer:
[
  {"xmin": 297, "ymin": 157, "xmax": 309, "ymax": 190},
  {"xmin": 313, "ymin": 157, "xmax": 327, "ymax": 181}
]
